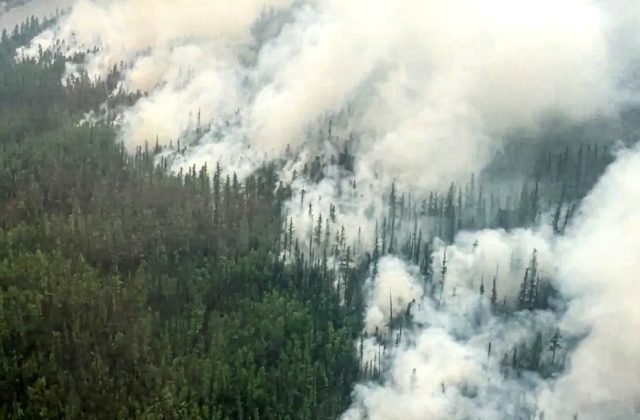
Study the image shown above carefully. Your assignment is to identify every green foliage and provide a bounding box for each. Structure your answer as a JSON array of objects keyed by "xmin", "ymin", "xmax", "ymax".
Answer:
[
  {"xmin": 0, "ymin": 14, "xmax": 612, "ymax": 418},
  {"xmin": 0, "ymin": 18, "xmax": 359, "ymax": 419}
]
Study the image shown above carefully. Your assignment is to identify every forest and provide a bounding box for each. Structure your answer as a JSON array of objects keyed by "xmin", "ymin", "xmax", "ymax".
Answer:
[{"xmin": 1, "ymin": 2, "xmax": 639, "ymax": 420}]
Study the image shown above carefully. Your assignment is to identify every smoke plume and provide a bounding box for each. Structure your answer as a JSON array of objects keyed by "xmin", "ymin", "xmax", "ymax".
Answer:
[
  {"xmin": 345, "ymin": 229, "xmax": 558, "ymax": 419},
  {"xmin": 344, "ymin": 145, "xmax": 640, "ymax": 419},
  {"xmin": 20, "ymin": 0, "xmax": 625, "ymax": 252},
  {"xmin": 539, "ymin": 145, "xmax": 640, "ymax": 419},
  {"xmin": 22, "ymin": 0, "xmax": 617, "ymax": 189}
]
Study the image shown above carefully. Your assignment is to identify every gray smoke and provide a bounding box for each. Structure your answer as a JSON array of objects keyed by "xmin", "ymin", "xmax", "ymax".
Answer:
[
  {"xmin": 538, "ymin": 145, "xmax": 640, "ymax": 419},
  {"xmin": 344, "ymin": 145, "xmax": 640, "ymax": 419},
  {"xmin": 0, "ymin": 0, "xmax": 72, "ymax": 32},
  {"xmin": 21, "ymin": 0, "xmax": 617, "ymax": 185},
  {"xmin": 344, "ymin": 228, "xmax": 558, "ymax": 419}
]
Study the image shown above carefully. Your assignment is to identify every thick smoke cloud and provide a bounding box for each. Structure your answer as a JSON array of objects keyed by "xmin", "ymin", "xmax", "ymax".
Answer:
[
  {"xmin": 23, "ymin": 0, "xmax": 616, "ymax": 190},
  {"xmin": 364, "ymin": 256, "xmax": 424, "ymax": 334},
  {"xmin": 539, "ymin": 145, "xmax": 640, "ymax": 419},
  {"xmin": 19, "ymin": 0, "xmax": 625, "ymax": 257},
  {"xmin": 434, "ymin": 228, "xmax": 554, "ymax": 303},
  {"xmin": 344, "ymin": 146, "xmax": 640, "ymax": 419},
  {"xmin": 20, "ymin": 0, "xmax": 296, "ymax": 152},
  {"xmin": 21, "ymin": 0, "xmax": 627, "ymax": 265},
  {"xmin": 346, "ymin": 230, "xmax": 557, "ymax": 420}
]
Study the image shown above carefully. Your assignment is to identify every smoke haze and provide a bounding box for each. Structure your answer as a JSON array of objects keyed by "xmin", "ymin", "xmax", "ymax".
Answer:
[
  {"xmin": 23, "ymin": 0, "xmax": 620, "ymax": 189},
  {"xmin": 344, "ymin": 143, "xmax": 640, "ymax": 418},
  {"xmin": 539, "ymin": 145, "xmax": 640, "ymax": 419}
]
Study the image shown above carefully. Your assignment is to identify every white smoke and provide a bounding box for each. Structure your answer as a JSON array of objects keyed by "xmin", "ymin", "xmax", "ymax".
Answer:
[
  {"xmin": 538, "ymin": 145, "xmax": 640, "ymax": 419},
  {"xmin": 19, "ymin": 0, "xmax": 296, "ymax": 150},
  {"xmin": 438, "ymin": 228, "xmax": 555, "ymax": 304},
  {"xmin": 22, "ymin": 0, "xmax": 616, "ymax": 185},
  {"xmin": 18, "ymin": 0, "xmax": 626, "ymax": 256},
  {"xmin": 346, "ymin": 230, "xmax": 558, "ymax": 419},
  {"xmin": 364, "ymin": 256, "xmax": 424, "ymax": 334},
  {"xmin": 345, "ymin": 145, "xmax": 640, "ymax": 419}
]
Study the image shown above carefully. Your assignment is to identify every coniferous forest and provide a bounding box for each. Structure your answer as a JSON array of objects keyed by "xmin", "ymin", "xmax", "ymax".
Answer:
[
  {"xmin": 2, "ymin": 3, "xmax": 640, "ymax": 420},
  {"xmin": 0, "ymin": 19, "xmax": 361, "ymax": 419}
]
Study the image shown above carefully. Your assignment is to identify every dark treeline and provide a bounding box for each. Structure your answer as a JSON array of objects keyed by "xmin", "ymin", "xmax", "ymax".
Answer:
[
  {"xmin": 0, "ymin": 21, "xmax": 359, "ymax": 419},
  {"xmin": 0, "ymin": 15, "xmax": 621, "ymax": 420}
]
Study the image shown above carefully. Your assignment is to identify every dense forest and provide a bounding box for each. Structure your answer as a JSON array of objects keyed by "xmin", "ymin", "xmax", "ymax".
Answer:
[
  {"xmin": 0, "ymin": 18, "xmax": 363, "ymax": 419},
  {"xmin": 0, "ymin": 7, "xmax": 636, "ymax": 420}
]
